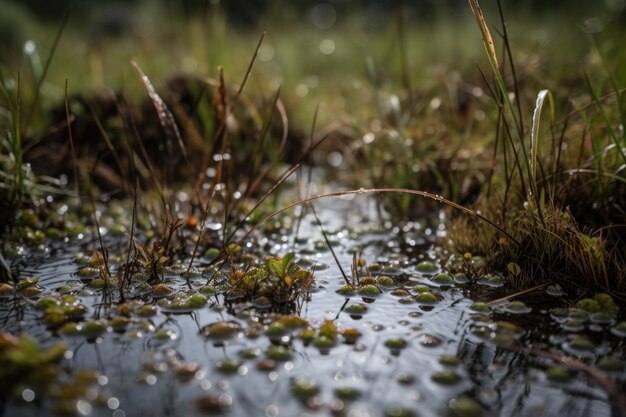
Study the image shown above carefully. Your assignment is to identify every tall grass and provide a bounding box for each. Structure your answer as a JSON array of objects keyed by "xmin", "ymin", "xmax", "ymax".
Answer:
[{"xmin": 454, "ymin": 0, "xmax": 626, "ymax": 298}]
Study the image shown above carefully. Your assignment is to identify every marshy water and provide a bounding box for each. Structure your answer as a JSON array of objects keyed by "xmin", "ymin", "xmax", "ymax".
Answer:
[{"xmin": 1, "ymin": 190, "xmax": 625, "ymax": 417}]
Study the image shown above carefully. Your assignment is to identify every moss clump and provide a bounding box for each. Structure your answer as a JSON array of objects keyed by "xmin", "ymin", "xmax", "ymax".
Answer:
[
  {"xmin": 313, "ymin": 335, "xmax": 335, "ymax": 350},
  {"xmin": 341, "ymin": 328, "xmax": 361, "ymax": 344},
  {"xmin": 82, "ymin": 320, "xmax": 108, "ymax": 339},
  {"xmin": 266, "ymin": 345, "xmax": 291, "ymax": 361},
  {"xmin": 413, "ymin": 285, "xmax": 431, "ymax": 293},
  {"xmin": 195, "ymin": 394, "xmax": 230, "ymax": 414},
  {"xmin": 334, "ymin": 386, "xmax": 361, "ymax": 401},
  {"xmin": 376, "ymin": 276, "xmax": 396, "ymax": 287},
  {"xmin": 597, "ymin": 356, "xmax": 624, "ymax": 372},
  {"xmin": 431, "ymin": 369, "xmax": 461, "ymax": 385},
  {"xmin": 574, "ymin": 298, "xmax": 601, "ymax": 313},
  {"xmin": 336, "ymin": 285, "xmax": 356, "ymax": 296},
  {"xmin": 344, "ymin": 304, "xmax": 368, "ymax": 315},
  {"xmin": 291, "ymin": 379, "xmax": 320, "ymax": 400},
  {"xmin": 384, "ymin": 338, "xmax": 408, "ymax": 350},
  {"xmin": 201, "ymin": 321, "xmax": 242, "ymax": 340},
  {"xmin": 216, "ymin": 359, "xmax": 240, "ymax": 374},
  {"xmin": 385, "ymin": 406, "xmax": 415, "ymax": 417},
  {"xmin": 276, "ymin": 315, "xmax": 308, "ymax": 329},
  {"xmin": 358, "ymin": 285, "xmax": 382, "ymax": 296},
  {"xmin": 416, "ymin": 261, "xmax": 437, "ymax": 273},
  {"xmin": 415, "ymin": 292, "xmax": 438, "ymax": 304},
  {"xmin": 470, "ymin": 302, "xmax": 490, "ymax": 313},
  {"xmin": 109, "ymin": 316, "xmax": 130, "ymax": 332},
  {"xmin": 448, "ymin": 396, "xmax": 483, "ymax": 417},
  {"xmin": 505, "ymin": 301, "xmax": 531, "ymax": 314},
  {"xmin": 432, "ymin": 272, "xmax": 453, "ymax": 285},
  {"xmin": 137, "ymin": 304, "xmax": 158, "ymax": 317},
  {"xmin": 569, "ymin": 335, "xmax": 595, "ymax": 351},
  {"xmin": 439, "ymin": 354, "xmax": 461, "ymax": 367},
  {"xmin": 593, "ymin": 293, "xmax": 619, "ymax": 316},
  {"xmin": 546, "ymin": 365, "xmax": 573, "ymax": 382},
  {"xmin": 611, "ymin": 321, "xmax": 626, "ymax": 337}
]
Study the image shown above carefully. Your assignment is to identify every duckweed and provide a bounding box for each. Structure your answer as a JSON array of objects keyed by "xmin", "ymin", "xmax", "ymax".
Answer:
[
  {"xmin": 154, "ymin": 328, "xmax": 176, "ymax": 341},
  {"xmin": 334, "ymin": 386, "xmax": 361, "ymax": 401},
  {"xmin": 469, "ymin": 302, "xmax": 490, "ymax": 313},
  {"xmin": 385, "ymin": 406, "xmax": 415, "ymax": 417},
  {"xmin": 611, "ymin": 321, "xmax": 626, "ymax": 337},
  {"xmin": 505, "ymin": 301, "xmax": 531, "ymax": 314},
  {"xmin": 590, "ymin": 311, "xmax": 613, "ymax": 324},
  {"xmin": 431, "ymin": 272, "xmax": 453, "ymax": 285},
  {"xmin": 202, "ymin": 321, "xmax": 243, "ymax": 340},
  {"xmin": 313, "ymin": 335, "xmax": 335, "ymax": 350},
  {"xmin": 384, "ymin": 338, "xmax": 408, "ymax": 350},
  {"xmin": 569, "ymin": 335, "xmax": 595, "ymax": 351},
  {"xmin": 265, "ymin": 322, "xmax": 287, "ymax": 338},
  {"xmin": 593, "ymin": 293, "xmax": 619, "ymax": 316},
  {"xmin": 439, "ymin": 354, "xmax": 461, "ymax": 367},
  {"xmin": 432, "ymin": 369, "xmax": 461, "ymax": 385},
  {"xmin": 58, "ymin": 322, "xmax": 82, "ymax": 336},
  {"xmin": 574, "ymin": 298, "xmax": 601, "ymax": 313},
  {"xmin": 546, "ymin": 365, "xmax": 573, "ymax": 382},
  {"xmin": 266, "ymin": 345, "xmax": 291, "ymax": 361},
  {"xmin": 82, "ymin": 320, "xmax": 108, "ymax": 339},
  {"xmin": 341, "ymin": 328, "xmax": 361, "ymax": 344},
  {"xmin": 77, "ymin": 267, "xmax": 99, "ymax": 278},
  {"xmin": 109, "ymin": 316, "xmax": 130, "ymax": 332},
  {"xmin": 413, "ymin": 284, "xmax": 431, "ymax": 293},
  {"xmin": 376, "ymin": 276, "xmax": 396, "ymax": 287},
  {"xmin": 597, "ymin": 356, "xmax": 624, "ymax": 372},
  {"xmin": 415, "ymin": 292, "xmax": 438, "ymax": 304},
  {"xmin": 195, "ymin": 394, "xmax": 231, "ymax": 413},
  {"xmin": 137, "ymin": 305, "xmax": 158, "ymax": 317},
  {"xmin": 567, "ymin": 308, "xmax": 589, "ymax": 321},
  {"xmin": 358, "ymin": 284, "xmax": 382, "ymax": 296},
  {"xmin": 344, "ymin": 304, "xmax": 368, "ymax": 315},
  {"xmin": 416, "ymin": 261, "xmax": 437, "ymax": 273},
  {"xmin": 546, "ymin": 284, "xmax": 565, "ymax": 297},
  {"xmin": 276, "ymin": 315, "xmax": 308, "ymax": 329},
  {"xmin": 477, "ymin": 274, "xmax": 505, "ymax": 287},
  {"xmin": 151, "ymin": 284, "xmax": 175, "ymax": 297},
  {"xmin": 336, "ymin": 285, "xmax": 356, "ymax": 296},
  {"xmin": 216, "ymin": 359, "xmax": 241, "ymax": 374},
  {"xmin": 397, "ymin": 373, "xmax": 415, "ymax": 384},
  {"xmin": 448, "ymin": 396, "xmax": 483, "ymax": 417},
  {"xmin": 291, "ymin": 379, "xmax": 320, "ymax": 400}
]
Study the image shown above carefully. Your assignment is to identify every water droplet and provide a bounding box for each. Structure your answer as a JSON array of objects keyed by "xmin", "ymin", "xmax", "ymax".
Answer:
[
  {"xmin": 265, "ymin": 404, "xmax": 279, "ymax": 417},
  {"xmin": 107, "ymin": 398, "xmax": 120, "ymax": 410},
  {"xmin": 22, "ymin": 389, "xmax": 35, "ymax": 402}
]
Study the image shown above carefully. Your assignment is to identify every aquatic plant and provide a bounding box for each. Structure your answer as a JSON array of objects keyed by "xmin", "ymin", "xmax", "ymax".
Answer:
[
  {"xmin": 226, "ymin": 252, "xmax": 313, "ymax": 310},
  {"xmin": 0, "ymin": 332, "xmax": 66, "ymax": 404}
]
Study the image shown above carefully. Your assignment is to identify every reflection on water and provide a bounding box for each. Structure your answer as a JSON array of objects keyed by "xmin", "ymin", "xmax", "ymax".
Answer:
[{"xmin": 1, "ymin": 195, "xmax": 624, "ymax": 417}]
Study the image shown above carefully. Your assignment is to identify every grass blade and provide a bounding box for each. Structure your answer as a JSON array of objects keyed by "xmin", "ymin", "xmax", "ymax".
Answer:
[
  {"xmin": 131, "ymin": 61, "xmax": 189, "ymax": 163},
  {"xmin": 238, "ymin": 188, "xmax": 520, "ymax": 247},
  {"xmin": 530, "ymin": 89, "xmax": 554, "ymax": 194},
  {"xmin": 24, "ymin": 9, "xmax": 70, "ymax": 130}
]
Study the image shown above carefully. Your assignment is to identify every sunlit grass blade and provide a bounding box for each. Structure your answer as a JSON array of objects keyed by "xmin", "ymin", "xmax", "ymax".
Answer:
[
  {"xmin": 131, "ymin": 61, "xmax": 189, "ymax": 163},
  {"xmin": 24, "ymin": 9, "xmax": 70, "ymax": 131},
  {"xmin": 530, "ymin": 89, "xmax": 554, "ymax": 195}
]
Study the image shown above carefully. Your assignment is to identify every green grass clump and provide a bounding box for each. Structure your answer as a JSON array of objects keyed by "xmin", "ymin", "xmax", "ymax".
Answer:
[{"xmin": 444, "ymin": 0, "xmax": 626, "ymax": 303}]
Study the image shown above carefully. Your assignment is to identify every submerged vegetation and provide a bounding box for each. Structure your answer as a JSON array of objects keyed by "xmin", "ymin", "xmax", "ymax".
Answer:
[{"xmin": 1, "ymin": 0, "xmax": 625, "ymax": 416}]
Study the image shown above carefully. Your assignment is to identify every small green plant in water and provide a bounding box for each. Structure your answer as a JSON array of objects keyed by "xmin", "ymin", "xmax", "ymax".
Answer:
[{"xmin": 227, "ymin": 252, "xmax": 313, "ymax": 310}]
